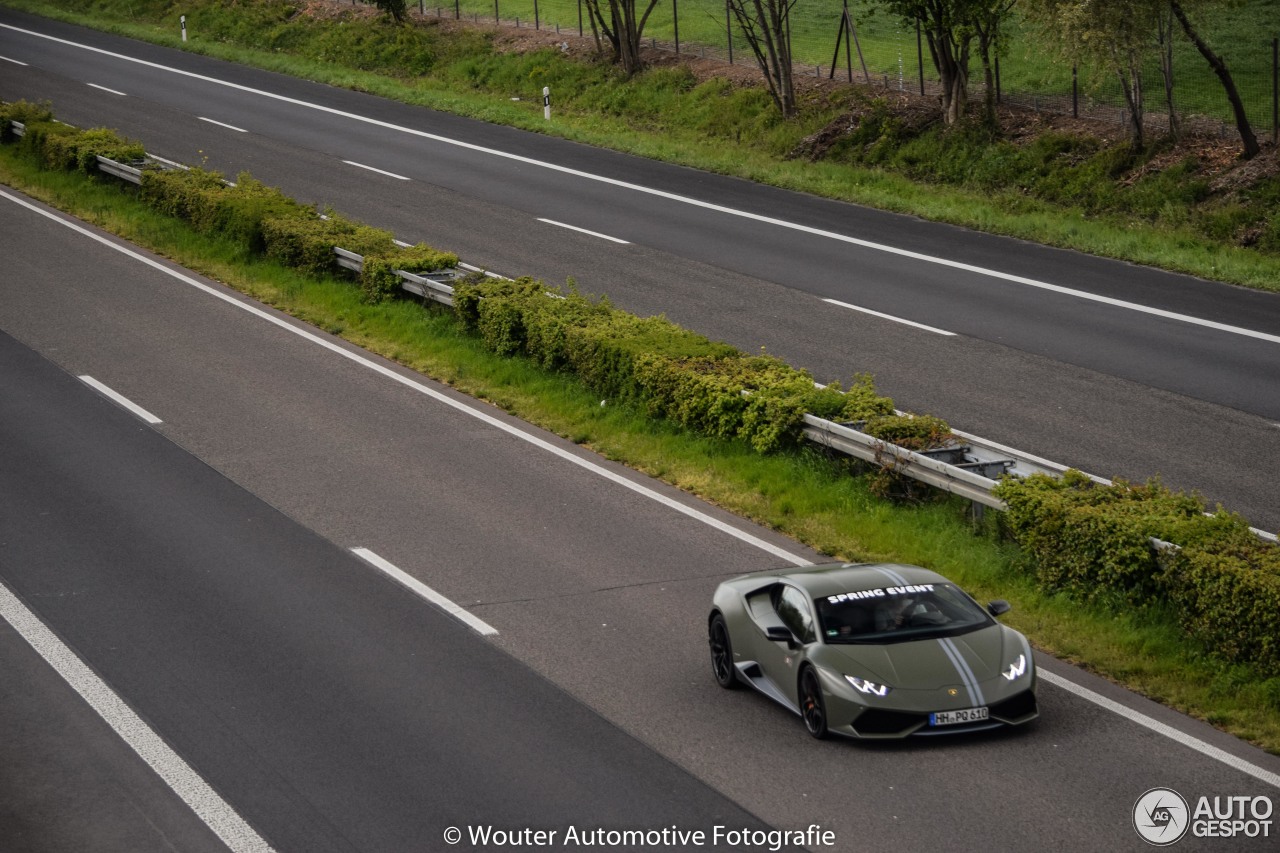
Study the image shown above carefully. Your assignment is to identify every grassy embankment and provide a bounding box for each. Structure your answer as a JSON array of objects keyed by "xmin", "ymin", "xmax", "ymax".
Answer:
[{"xmin": 4, "ymin": 0, "xmax": 1279, "ymax": 291}]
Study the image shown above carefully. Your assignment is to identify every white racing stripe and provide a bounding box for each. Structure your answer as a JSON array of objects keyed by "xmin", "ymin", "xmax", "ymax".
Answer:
[
  {"xmin": 0, "ymin": 580, "xmax": 277, "ymax": 853},
  {"xmin": 938, "ymin": 636, "xmax": 985, "ymax": 707},
  {"xmin": 4, "ymin": 22, "xmax": 1276, "ymax": 346}
]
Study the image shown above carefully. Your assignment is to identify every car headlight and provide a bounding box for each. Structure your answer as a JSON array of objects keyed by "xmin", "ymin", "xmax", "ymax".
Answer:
[
  {"xmin": 845, "ymin": 674, "xmax": 892, "ymax": 697},
  {"xmin": 1002, "ymin": 653, "xmax": 1028, "ymax": 682}
]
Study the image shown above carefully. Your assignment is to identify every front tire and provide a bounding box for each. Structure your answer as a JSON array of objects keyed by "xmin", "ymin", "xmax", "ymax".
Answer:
[
  {"xmin": 708, "ymin": 614, "xmax": 738, "ymax": 689},
  {"xmin": 799, "ymin": 667, "xmax": 829, "ymax": 739}
]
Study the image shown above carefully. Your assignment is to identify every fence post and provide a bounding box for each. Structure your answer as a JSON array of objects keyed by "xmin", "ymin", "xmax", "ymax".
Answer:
[
  {"xmin": 726, "ymin": 1, "xmax": 733, "ymax": 65},
  {"xmin": 535, "ymin": 0, "xmax": 540, "ymax": 29},
  {"xmin": 916, "ymin": 20, "xmax": 924, "ymax": 97},
  {"xmin": 994, "ymin": 29, "xmax": 1001, "ymax": 104},
  {"xmin": 1072, "ymin": 63, "xmax": 1078, "ymax": 118},
  {"xmin": 494, "ymin": 0, "xmax": 499, "ymax": 23},
  {"xmin": 455, "ymin": 0, "xmax": 459, "ymax": 19},
  {"xmin": 674, "ymin": 0, "xmax": 680, "ymax": 54},
  {"xmin": 1273, "ymin": 36, "xmax": 1278, "ymax": 144}
]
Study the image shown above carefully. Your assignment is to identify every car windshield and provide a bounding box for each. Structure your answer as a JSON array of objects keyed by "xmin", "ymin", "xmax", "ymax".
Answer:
[{"xmin": 815, "ymin": 583, "xmax": 993, "ymax": 644}]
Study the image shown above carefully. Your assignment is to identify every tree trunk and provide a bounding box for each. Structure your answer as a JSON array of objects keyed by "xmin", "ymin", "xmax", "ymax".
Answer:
[
  {"xmin": 919, "ymin": 7, "xmax": 971, "ymax": 125},
  {"xmin": 728, "ymin": 0, "xmax": 796, "ymax": 117},
  {"xmin": 1115, "ymin": 50, "xmax": 1145, "ymax": 148},
  {"xmin": 1170, "ymin": 0, "xmax": 1258, "ymax": 159},
  {"xmin": 1158, "ymin": 8, "xmax": 1179, "ymax": 138}
]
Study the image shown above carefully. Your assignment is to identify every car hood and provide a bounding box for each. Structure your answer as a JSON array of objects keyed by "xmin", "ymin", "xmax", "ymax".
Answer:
[{"xmin": 819, "ymin": 624, "xmax": 1020, "ymax": 689}]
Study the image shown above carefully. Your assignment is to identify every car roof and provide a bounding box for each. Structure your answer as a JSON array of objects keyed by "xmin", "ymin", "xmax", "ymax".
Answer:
[{"xmin": 772, "ymin": 563, "xmax": 951, "ymax": 598}]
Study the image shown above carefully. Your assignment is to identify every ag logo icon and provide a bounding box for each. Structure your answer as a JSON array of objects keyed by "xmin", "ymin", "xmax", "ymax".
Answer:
[{"xmin": 1134, "ymin": 787, "xmax": 1190, "ymax": 846}]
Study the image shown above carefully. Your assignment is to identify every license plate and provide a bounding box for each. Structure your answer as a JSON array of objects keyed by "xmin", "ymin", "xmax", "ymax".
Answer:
[{"xmin": 929, "ymin": 707, "xmax": 989, "ymax": 726}]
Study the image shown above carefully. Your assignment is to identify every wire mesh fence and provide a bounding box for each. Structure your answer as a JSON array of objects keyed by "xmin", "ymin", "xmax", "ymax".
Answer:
[{"xmin": 400, "ymin": 0, "xmax": 1278, "ymax": 141}]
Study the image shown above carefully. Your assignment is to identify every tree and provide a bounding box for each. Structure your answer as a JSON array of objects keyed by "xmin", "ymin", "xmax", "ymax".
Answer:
[
  {"xmin": 970, "ymin": 0, "xmax": 1015, "ymax": 128},
  {"xmin": 1022, "ymin": 0, "xmax": 1163, "ymax": 147},
  {"xmin": 728, "ymin": 0, "xmax": 798, "ymax": 117},
  {"xmin": 374, "ymin": 0, "xmax": 408, "ymax": 24},
  {"xmin": 875, "ymin": 1, "xmax": 1016, "ymax": 126},
  {"xmin": 582, "ymin": 0, "xmax": 662, "ymax": 76},
  {"xmin": 1168, "ymin": 0, "xmax": 1260, "ymax": 159}
]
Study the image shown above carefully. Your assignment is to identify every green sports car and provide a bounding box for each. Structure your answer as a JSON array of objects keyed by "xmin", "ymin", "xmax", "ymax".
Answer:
[{"xmin": 708, "ymin": 562, "xmax": 1038, "ymax": 739}]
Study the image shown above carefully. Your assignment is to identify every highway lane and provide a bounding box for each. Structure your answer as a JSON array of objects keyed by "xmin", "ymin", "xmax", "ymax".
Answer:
[
  {"xmin": 0, "ymin": 316, "xmax": 782, "ymax": 849},
  {"xmin": 4, "ymin": 185, "xmax": 1280, "ymax": 851},
  {"xmin": 2, "ymin": 9, "xmax": 1280, "ymax": 536}
]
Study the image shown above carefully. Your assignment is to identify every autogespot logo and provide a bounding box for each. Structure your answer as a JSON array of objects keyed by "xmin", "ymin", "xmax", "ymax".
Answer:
[{"xmin": 1134, "ymin": 787, "xmax": 1191, "ymax": 846}]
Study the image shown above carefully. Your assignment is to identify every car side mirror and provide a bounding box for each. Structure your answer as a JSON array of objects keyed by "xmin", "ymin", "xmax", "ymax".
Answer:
[
  {"xmin": 988, "ymin": 599, "xmax": 1012, "ymax": 617},
  {"xmin": 765, "ymin": 626, "xmax": 795, "ymax": 645}
]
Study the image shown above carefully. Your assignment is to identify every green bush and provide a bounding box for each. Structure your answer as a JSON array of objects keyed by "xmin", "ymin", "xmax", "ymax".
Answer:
[
  {"xmin": 139, "ymin": 166, "xmax": 228, "ymax": 223},
  {"xmin": 995, "ymin": 472, "xmax": 1204, "ymax": 603},
  {"xmin": 359, "ymin": 243, "xmax": 459, "ymax": 304},
  {"xmin": 451, "ymin": 277, "xmax": 894, "ymax": 452},
  {"xmin": 862, "ymin": 413, "xmax": 952, "ymax": 450},
  {"xmin": 262, "ymin": 211, "xmax": 397, "ymax": 278},
  {"xmin": 13, "ymin": 119, "xmax": 145, "ymax": 174},
  {"xmin": 0, "ymin": 99, "xmax": 54, "ymax": 142},
  {"xmin": 996, "ymin": 472, "xmax": 1280, "ymax": 672},
  {"xmin": 1160, "ymin": 537, "xmax": 1280, "ymax": 676}
]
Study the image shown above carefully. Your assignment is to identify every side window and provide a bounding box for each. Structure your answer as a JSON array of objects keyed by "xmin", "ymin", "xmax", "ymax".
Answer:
[{"xmin": 775, "ymin": 585, "xmax": 816, "ymax": 644}]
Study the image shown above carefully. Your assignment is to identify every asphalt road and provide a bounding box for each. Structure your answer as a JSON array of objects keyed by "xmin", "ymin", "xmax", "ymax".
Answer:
[
  {"xmin": 1, "ymin": 8, "xmax": 1279, "ymax": 533},
  {"xmin": 2, "ymin": 179, "xmax": 1279, "ymax": 852},
  {"xmin": 0, "ymin": 225, "xmax": 783, "ymax": 850}
]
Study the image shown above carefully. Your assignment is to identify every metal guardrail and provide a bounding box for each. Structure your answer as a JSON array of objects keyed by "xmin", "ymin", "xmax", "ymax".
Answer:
[
  {"xmin": 333, "ymin": 246, "xmax": 460, "ymax": 307},
  {"xmin": 802, "ymin": 415, "xmax": 1007, "ymax": 510},
  {"xmin": 94, "ymin": 154, "xmax": 143, "ymax": 184},
  {"xmin": 43, "ymin": 151, "xmax": 1279, "ymax": 543}
]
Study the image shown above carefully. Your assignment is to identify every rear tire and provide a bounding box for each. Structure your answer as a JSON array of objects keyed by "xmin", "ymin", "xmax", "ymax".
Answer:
[
  {"xmin": 800, "ymin": 667, "xmax": 829, "ymax": 739},
  {"xmin": 708, "ymin": 614, "xmax": 738, "ymax": 689}
]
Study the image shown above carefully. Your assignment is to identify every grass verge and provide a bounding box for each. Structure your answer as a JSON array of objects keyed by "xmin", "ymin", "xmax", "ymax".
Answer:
[{"xmin": 2, "ymin": 146, "xmax": 1277, "ymax": 753}]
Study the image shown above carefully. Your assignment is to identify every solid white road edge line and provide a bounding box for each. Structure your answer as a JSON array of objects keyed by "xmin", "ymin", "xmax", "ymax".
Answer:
[
  {"xmin": 2, "ymin": 188, "xmax": 812, "ymax": 569},
  {"xmin": 822, "ymin": 298, "xmax": 956, "ymax": 336},
  {"xmin": 0, "ymin": 579, "xmax": 277, "ymax": 853},
  {"xmin": 351, "ymin": 548, "xmax": 498, "ymax": 636},
  {"xmin": 1, "ymin": 53, "xmax": 27, "ymax": 65},
  {"xmin": 86, "ymin": 82, "xmax": 126, "ymax": 96},
  {"xmin": 198, "ymin": 116, "xmax": 247, "ymax": 133},
  {"xmin": 79, "ymin": 375, "xmax": 163, "ymax": 424},
  {"xmin": 5, "ymin": 22, "xmax": 1278, "ymax": 346},
  {"xmin": 9, "ymin": 191, "xmax": 1275, "ymax": 788},
  {"xmin": 536, "ymin": 218, "xmax": 630, "ymax": 244},
  {"xmin": 1037, "ymin": 670, "xmax": 1280, "ymax": 790},
  {"xmin": 342, "ymin": 160, "xmax": 410, "ymax": 181}
]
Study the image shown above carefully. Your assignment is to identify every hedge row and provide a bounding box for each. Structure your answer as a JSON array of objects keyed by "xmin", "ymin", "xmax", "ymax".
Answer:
[
  {"xmin": 1, "ymin": 100, "xmax": 145, "ymax": 172},
  {"xmin": 995, "ymin": 472, "xmax": 1280, "ymax": 675},
  {"xmin": 1, "ymin": 100, "xmax": 457, "ymax": 300},
  {"xmin": 7, "ymin": 100, "xmax": 1275, "ymax": 675},
  {"xmin": 453, "ymin": 276, "xmax": 897, "ymax": 452}
]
